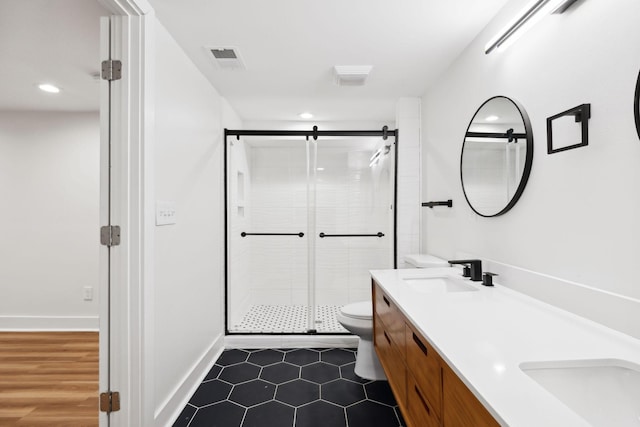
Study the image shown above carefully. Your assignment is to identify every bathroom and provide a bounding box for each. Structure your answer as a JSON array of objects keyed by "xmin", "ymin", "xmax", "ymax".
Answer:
[
  {"xmin": 167, "ymin": 0, "xmax": 640, "ymax": 423},
  {"xmin": 2, "ymin": 0, "xmax": 639, "ymax": 425}
]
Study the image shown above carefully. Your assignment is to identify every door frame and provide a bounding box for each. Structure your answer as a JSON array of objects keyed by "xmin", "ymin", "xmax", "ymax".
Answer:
[{"xmin": 98, "ymin": 0, "xmax": 154, "ymax": 425}]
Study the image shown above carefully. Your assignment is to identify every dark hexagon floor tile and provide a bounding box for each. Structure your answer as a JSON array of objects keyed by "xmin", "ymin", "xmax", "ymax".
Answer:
[
  {"xmin": 171, "ymin": 404, "xmax": 196, "ymax": 427},
  {"xmin": 243, "ymin": 401, "xmax": 294, "ymax": 427},
  {"xmin": 260, "ymin": 362, "xmax": 300, "ymax": 384},
  {"xmin": 189, "ymin": 379, "xmax": 232, "ymax": 407},
  {"xmin": 365, "ymin": 381, "xmax": 397, "ymax": 406},
  {"xmin": 275, "ymin": 379, "xmax": 319, "ymax": 407},
  {"xmin": 204, "ymin": 364, "xmax": 222, "ymax": 381},
  {"xmin": 284, "ymin": 349, "xmax": 320, "ymax": 366},
  {"xmin": 340, "ymin": 363, "xmax": 370, "ymax": 384},
  {"xmin": 229, "ymin": 379, "xmax": 276, "ymax": 407},
  {"xmin": 247, "ymin": 349, "xmax": 284, "ymax": 366},
  {"xmin": 395, "ymin": 406, "xmax": 407, "ymax": 427},
  {"xmin": 189, "ymin": 401, "xmax": 245, "ymax": 427},
  {"xmin": 346, "ymin": 400, "xmax": 400, "ymax": 427},
  {"xmin": 322, "ymin": 379, "xmax": 366, "ymax": 406},
  {"xmin": 320, "ymin": 349, "xmax": 357, "ymax": 366},
  {"xmin": 301, "ymin": 362, "xmax": 340, "ymax": 384},
  {"xmin": 217, "ymin": 349, "xmax": 249, "ymax": 366},
  {"xmin": 295, "ymin": 400, "xmax": 347, "ymax": 427},
  {"xmin": 219, "ymin": 362, "xmax": 261, "ymax": 384}
]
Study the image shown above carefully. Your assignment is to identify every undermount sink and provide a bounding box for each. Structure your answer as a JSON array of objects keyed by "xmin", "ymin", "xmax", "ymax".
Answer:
[
  {"xmin": 403, "ymin": 276, "xmax": 479, "ymax": 293},
  {"xmin": 520, "ymin": 359, "xmax": 640, "ymax": 427}
]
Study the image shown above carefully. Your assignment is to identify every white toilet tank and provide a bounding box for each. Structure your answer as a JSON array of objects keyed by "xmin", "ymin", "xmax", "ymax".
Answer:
[{"xmin": 404, "ymin": 254, "xmax": 449, "ymax": 268}]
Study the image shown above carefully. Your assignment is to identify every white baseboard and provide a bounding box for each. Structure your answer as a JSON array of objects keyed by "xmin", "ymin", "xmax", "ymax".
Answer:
[
  {"xmin": 155, "ymin": 333, "xmax": 224, "ymax": 427},
  {"xmin": 0, "ymin": 315, "xmax": 99, "ymax": 331},
  {"xmin": 224, "ymin": 334, "xmax": 359, "ymax": 349}
]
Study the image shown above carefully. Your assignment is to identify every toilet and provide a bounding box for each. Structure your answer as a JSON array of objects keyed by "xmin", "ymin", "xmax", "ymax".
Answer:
[{"xmin": 337, "ymin": 254, "xmax": 449, "ymax": 380}]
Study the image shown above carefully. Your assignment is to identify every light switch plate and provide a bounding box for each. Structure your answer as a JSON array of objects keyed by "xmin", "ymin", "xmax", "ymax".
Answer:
[{"xmin": 156, "ymin": 201, "xmax": 177, "ymax": 226}]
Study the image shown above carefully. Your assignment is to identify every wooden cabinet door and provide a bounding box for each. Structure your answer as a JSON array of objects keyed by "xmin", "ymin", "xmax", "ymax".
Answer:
[{"xmin": 443, "ymin": 364, "xmax": 499, "ymax": 427}]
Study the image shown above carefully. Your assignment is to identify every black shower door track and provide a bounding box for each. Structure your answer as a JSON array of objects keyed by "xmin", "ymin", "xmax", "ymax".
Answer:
[{"xmin": 223, "ymin": 126, "xmax": 399, "ymax": 335}]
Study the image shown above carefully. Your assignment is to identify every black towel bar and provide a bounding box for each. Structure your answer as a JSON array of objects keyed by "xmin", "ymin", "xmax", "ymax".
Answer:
[
  {"xmin": 319, "ymin": 232, "xmax": 384, "ymax": 238},
  {"xmin": 421, "ymin": 200, "xmax": 453, "ymax": 208},
  {"xmin": 241, "ymin": 232, "xmax": 304, "ymax": 237}
]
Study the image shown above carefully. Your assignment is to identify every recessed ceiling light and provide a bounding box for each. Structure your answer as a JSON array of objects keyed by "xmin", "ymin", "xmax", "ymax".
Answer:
[
  {"xmin": 316, "ymin": 167, "xmax": 325, "ymax": 171},
  {"xmin": 299, "ymin": 112, "xmax": 313, "ymax": 119},
  {"xmin": 485, "ymin": 115, "xmax": 499, "ymax": 122},
  {"xmin": 38, "ymin": 83, "xmax": 60, "ymax": 94}
]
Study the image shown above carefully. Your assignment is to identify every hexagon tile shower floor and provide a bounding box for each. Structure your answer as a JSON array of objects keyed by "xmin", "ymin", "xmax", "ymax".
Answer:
[{"xmin": 172, "ymin": 348, "xmax": 406, "ymax": 427}]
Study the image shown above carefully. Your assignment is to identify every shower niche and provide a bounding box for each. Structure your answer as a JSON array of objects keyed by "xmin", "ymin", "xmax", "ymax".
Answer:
[{"xmin": 225, "ymin": 129, "xmax": 397, "ymax": 334}]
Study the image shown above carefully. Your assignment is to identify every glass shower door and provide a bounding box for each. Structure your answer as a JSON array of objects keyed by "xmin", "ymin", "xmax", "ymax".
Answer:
[
  {"xmin": 227, "ymin": 136, "xmax": 311, "ymax": 333},
  {"xmin": 312, "ymin": 137, "xmax": 395, "ymax": 333},
  {"xmin": 226, "ymin": 133, "xmax": 396, "ymax": 334}
]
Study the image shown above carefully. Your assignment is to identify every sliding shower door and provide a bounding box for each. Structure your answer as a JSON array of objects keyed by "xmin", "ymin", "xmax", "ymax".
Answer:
[
  {"xmin": 226, "ymin": 132, "xmax": 395, "ymax": 334},
  {"xmin": 227, "ymin": 136, "xmax": 311, "ymax": 333},
  {"xmin": 312, "ymin": 137, "xmax": 395, "ymax": 333}
]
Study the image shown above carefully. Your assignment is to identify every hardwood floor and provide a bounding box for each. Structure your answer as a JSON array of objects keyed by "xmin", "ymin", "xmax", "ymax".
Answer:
[{"xmin": 0, "ymin": 332, "xmax": 99, "ymax": 426}]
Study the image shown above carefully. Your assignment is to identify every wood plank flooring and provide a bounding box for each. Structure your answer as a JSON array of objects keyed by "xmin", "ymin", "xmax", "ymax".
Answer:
[{"xmin": 0, "ymin": 332, "xmax": 99, "ymax": 426}]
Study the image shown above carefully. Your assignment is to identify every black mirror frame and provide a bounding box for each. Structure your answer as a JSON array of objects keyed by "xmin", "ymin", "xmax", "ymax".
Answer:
[
  {"xmin": 460, "ymin": 96, "xmax": 534, "ymax": 218},
  {"xmin": 635, "ymin": 70, "xmax": 640, "ymax": 140}
]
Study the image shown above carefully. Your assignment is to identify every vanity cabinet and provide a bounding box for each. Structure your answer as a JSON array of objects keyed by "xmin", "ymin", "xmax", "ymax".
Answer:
[{"xmin": 373, "ymin": 281, "xmax": 499, "ymax": 427}]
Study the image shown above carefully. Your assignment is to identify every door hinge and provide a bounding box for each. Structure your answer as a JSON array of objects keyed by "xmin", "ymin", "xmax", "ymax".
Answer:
[
  {"xmin": 100, "ymin": 391, "xmax": 120, "ymax": 413},
  {"xmin": 101, "ymin": 59, "xmax": 122, "ymax": 81},
  {"xmin": 100, "ymin": 225, "xmax": 121, "ymax": 247}
]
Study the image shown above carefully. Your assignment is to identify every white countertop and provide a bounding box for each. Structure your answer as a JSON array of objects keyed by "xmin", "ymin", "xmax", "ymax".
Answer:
[{"xmin": 370, "ymin": 267, "xmax": 640, "ymax": 427}]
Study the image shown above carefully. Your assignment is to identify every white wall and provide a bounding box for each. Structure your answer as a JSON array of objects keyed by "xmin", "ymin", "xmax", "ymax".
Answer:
[
  {"xmin": 152, "ymin": 19, "xmax": 242, "ymax": 424},
  {"xmin": 396, "ymin": 98, "xmax": 422, "ymax": 267},
  {"xmin": 0, "ymin": 111, "xmax": 99, "ymax": 330},
  {"xmin": 422, "ymin": 0, "xmax": 640, "ymax": 337}
]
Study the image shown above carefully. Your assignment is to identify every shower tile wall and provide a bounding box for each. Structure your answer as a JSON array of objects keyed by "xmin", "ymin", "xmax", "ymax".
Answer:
[
  {"xmin": 229, "ymin": 139, "xmax": 252, "ymax": 327},
  {"xmin": 395, "ymin": 99, "xmax": 421, "ymax": 268},
  {"xmin": 248, "ymin": 146, "xmax": 309, "ymax": 306}
]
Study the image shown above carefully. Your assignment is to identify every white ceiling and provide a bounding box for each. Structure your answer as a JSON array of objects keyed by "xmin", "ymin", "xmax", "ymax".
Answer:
[
  {"xmin": 0, "ymin": 0, "xmax": 107, "ymax": 112},
  {"xmin": 0, "ymin": 0, "xmax": 511, "ymax": 120},
  {"xmin": 149, "ymin": 0, "xmax": 510, "ymax": 122}
]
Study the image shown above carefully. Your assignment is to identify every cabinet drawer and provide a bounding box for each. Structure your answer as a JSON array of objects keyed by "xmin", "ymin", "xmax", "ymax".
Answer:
[
  {"xmin": 374, "ymin": 283, "xmax": 406, "ymax": 353},
  {"xmin": 374, "ymin": 314, "xmax": 406, "ymax": 404},
  {"xmin": 406, "ymin": 373, "xmax": 441, "ymax": 427},
  {"xmin": 405, "ymin": 324, "xmax": 442, "ymax": 420}
]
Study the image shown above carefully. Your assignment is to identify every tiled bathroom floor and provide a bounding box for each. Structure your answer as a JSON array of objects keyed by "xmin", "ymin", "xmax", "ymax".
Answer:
[
  {"xmin": 173, "ymin": 348, "xmax": 405, "ymax": 427},
  {"xmin": 233, "ymin": 305, "xmax": 348, "ymax": 333}
]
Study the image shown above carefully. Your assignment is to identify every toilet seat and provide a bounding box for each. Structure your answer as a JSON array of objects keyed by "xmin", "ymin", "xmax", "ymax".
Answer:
[{"xmin": 340, "ymin": 301, "xmax": 372, "ymax": 320}]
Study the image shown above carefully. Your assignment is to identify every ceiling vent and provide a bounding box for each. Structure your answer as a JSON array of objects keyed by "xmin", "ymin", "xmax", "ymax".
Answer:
[
  {"xmin": 333, "ymin": 65, "xmax": 372, "ymax": 86},
  {"xmin": 207, "ymin": 47, "xmax": 246, "ymax": 70}
]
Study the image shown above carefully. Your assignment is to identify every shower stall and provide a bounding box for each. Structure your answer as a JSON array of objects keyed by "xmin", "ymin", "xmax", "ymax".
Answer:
[{"xmin": 225, "ymin": 127, "xmax": 397, "ymax": 334}]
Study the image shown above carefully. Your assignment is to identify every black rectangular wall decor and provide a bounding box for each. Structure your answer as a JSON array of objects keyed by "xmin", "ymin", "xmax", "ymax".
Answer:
[{"xmin": 547, "ymin": 103, "xmax": 591, "ymax": 154}]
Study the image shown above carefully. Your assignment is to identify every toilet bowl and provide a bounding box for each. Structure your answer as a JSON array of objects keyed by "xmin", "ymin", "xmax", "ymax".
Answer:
[
  {"xmin": 336, "ymin": 301, "xmax": 385, "ymax": 380},
  {"xmin": 337, "ymin": 254, "xmax": 449, "ymax": 380}
]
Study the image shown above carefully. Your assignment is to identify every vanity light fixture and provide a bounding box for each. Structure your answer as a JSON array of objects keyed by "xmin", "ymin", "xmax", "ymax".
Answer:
[
  {"xmin": 299, "ymin": 112, "xmax": 313, "ymax": 119},
  {"xmin": 38, "ymin": 83, "xmax": 61, "ymax": 93},
  {"xmin": 485, "ymin": 0, "xmax": 579, "ymax": 54}
]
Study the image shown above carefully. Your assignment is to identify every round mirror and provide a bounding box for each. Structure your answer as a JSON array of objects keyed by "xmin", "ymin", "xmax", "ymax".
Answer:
[
  {"xmin": 460, "ymin": 96, "xmax": 533, "ymax": 217},
  {"xmin": 635, "ymin": 70, "xmax": 640, "ymax": 140}
]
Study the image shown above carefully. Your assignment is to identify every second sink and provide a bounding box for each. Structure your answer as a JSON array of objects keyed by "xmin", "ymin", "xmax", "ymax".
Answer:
[{"xmin": 520, "ymin": 359, "xmax": 640, "ymax": 427}]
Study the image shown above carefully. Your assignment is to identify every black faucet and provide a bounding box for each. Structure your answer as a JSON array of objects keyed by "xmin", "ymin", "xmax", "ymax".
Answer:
[{"xmin": 448, "ymin": 259, "xmax": 482, "ymax": 282}]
